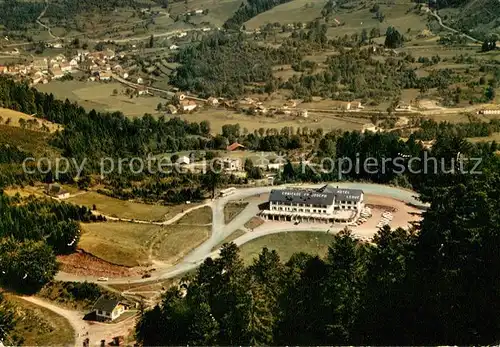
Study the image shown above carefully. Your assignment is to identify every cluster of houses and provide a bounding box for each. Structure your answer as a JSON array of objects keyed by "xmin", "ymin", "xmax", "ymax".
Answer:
[
  {"xmin": 0, "ymin": 48, "xmax": 130, "ymax": 86},
  {"xmin": 166, "ymin": 94, "xmax": 309, "ymax": 118},
  {"xmin": 0, "ymin": 53, "xmax": 80, "ymax": 85}
]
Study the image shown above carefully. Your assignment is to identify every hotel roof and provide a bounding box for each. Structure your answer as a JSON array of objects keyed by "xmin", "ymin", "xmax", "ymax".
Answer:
[{"xmin": 269, "ymin": 185, "xmax": 363, "ymax": 205}]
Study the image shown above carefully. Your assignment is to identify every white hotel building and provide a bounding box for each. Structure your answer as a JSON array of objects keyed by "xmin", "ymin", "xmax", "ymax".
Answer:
[{"xmin": 261, "ymin": 185, "xmax": 364, "ymax": 223}]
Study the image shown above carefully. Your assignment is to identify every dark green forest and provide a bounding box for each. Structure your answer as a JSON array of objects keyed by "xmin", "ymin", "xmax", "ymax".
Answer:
[
  {"xmin": 0, "ymin": 192, "xmax": 104, "ymax": 292},
  {"xmin": 224, "ymin": 0, "xmax": 294, "ymax": 30}
]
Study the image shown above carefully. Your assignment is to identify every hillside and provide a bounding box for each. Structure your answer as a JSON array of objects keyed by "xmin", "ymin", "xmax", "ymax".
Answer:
[
  {"xmin": 0, "ymin": 108, "xmax": 62, "ymax": 133},
  {"xmin": 438, "ymin": 0, "xmax": 500, "ymax": 39}
]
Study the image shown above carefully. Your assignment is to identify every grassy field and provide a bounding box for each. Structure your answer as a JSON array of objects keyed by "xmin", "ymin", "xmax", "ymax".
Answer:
[
  {"xmin": 170, "ymin": 108, "xmax": 365, "ymax": 134},
  {"xmin": 174, "ymin": 206, "xmax": 212, "ymax": 225},
  {"xmin": 326, "ymin": 1, "xmax": 428, "ymax": 38},
  {"xmin": 239, "ymin": 231, "xmax": 336, "ymax": 264},
  {"xmin": 152, "ymin": 225, "xmax": 211, "ymax": 264},
  {"xmin": 224, "ymin": 202, "xmax": 249, "ymax": 224},
  {"xmin": 168, "ymin": 0, "xmax": 242, "ymax": 28},
  {"xmin": 6, "ymin": 295, "xmax": 75, "ymax": 347},
  {"xmin": 36, "ymin": 81, "xmax": 166, "ymax": 117},
  {"xmin": 67, "ymin": 191, "xmax": 178, "ymax": 221},
  {"xmin": 212, "ymin": 229, "xmax": 247, "ymax": 251},
  {"xmin": 0, "ymin": 107, "xmax": 61, "ymax": 133},
  {"xmin": 79, "ymin": 222, "xmax": 162, "ymax": 267},
  {"xmin": 245, "ymin": 0, "xmax": 326, "ymax": 29}
]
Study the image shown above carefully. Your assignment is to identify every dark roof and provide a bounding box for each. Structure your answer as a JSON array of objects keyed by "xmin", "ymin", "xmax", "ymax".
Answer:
[
  {"xmin": 269, "ymin": 185, "xmax": 364, "ymax": 205},
  {"xmin": 92, "ymin": 297, "xmax": 119, "ymax": 312},
  {"xmin": 269, "ymin": 188, "xmax": 335, "ymax": 206},
  {"xmin": 317, "ymin": 185, "xmax": 364, "ymax": 202}
]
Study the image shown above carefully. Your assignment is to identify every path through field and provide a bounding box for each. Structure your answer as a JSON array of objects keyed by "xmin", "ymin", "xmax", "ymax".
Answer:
[{"xmin": 18, "ymin": 296, "xmax": 137, "ymax": 346}]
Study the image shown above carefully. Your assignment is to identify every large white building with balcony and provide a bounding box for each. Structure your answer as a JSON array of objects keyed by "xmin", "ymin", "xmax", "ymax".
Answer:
[{"xmin": 261, "ymin": 185, "xmax": 364, "ymax": 223}]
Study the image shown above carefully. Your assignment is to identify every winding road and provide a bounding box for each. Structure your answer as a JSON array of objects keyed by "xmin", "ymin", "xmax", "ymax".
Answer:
[
  {"xmin": 427, "ymin": 9, "xmax": 482, "ymax": 44},
  {"xmin": 36, "ymin": 0, "xmax": 60, "ymax": 40},
  {"xmin": 56, "ymin": 182, "xmax": 426, "ymax": 285}
]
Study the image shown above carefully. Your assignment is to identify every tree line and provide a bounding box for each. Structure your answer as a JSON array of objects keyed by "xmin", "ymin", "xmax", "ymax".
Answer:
[{"xmin": 0, "ymin": 192, "xmax": 104, "ymax": 292}]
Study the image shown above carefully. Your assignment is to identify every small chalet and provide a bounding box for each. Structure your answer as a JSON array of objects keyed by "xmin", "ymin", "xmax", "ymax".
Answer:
[
  {"xmin": 227, "ymin": 142, "xmax": 245, "ymax": 151},
  {"xmin": 45, "ymin": 183, "xmax": 70, "ymax": 199},
  {"xmin": 91, "ymin": 296, "xmax": 130, "ymax": 321}
]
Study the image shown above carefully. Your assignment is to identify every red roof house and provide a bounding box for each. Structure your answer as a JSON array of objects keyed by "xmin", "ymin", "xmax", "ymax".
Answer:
[{"xmin": 227, "ymin": 142, "xmax": 245, "ymax": 151}]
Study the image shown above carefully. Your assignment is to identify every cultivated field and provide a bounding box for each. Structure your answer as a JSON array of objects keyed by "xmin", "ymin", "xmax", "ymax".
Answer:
[
  {"xmin": 5, "ymin": 294, "xmax": 74, "ymax": 347},
  {"xmin": 152, "ymin": 225, "xmax": 211, "ymax": 264},
  {"xmin": 67, "ymin": 191, "xmax": 178, "ymax": 221},
  {"xmin": 326, "ymin": 1, "xmax": 428, "ymax": 38},
  {"xmin": 245, "ymin": 0, "xmax": 326, "ymax": 29},
  {"xmin": 169, "ymin": 108, "xmax": 365, "ymax": 134},
  {"xmin": 36, "ymin": 81, "xmax": 166, "ymax": 117},
  {"xmin": 168, "ymin": 0, "xmax": 242, "ymax": 28},
  {"xmin": 239, "ymin": 230, "xmax": 336, "ymax": 264},
  {"xmin": 79, "ymin": 222, "xmax": 162, "ymax": 267}
]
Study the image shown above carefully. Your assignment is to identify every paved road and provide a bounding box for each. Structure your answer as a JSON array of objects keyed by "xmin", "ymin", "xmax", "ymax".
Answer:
[{"xmin": 56, "ymin": 182, "xmax": 425, "ymax": 285}]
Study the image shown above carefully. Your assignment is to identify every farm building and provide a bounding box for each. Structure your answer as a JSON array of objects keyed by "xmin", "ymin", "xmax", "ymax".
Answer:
[
  {"xmin": 206, "ymin": 97, "xmax": 219, "ymax": 106},
  {"xmin": 180, "ymin": 100, "xmax": 197, "ymax": 112},
  {"xmin": 45, "ymin": 183, "xmax": 70, "ymax": 199},
  {"xmin": 227, "ymin": 142, "xmax": 245, "ymax": 151},
  {"xmin": 91, "ymin": 297, "xmax": 130, "ymax": 321},
  {"xmin": 261, "ymin": 185, "xmax": 364, "ymax": 223}
]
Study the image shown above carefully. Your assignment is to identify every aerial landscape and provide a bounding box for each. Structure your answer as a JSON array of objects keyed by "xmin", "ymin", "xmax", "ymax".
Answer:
[{"xmin": 0, "ymin": 0, "xmax": 499, "ymax": 345}]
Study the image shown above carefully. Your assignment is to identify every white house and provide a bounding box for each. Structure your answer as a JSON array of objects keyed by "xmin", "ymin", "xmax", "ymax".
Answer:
[
  {"xmin": 195, "ymin": 9, "xmax": 203, "ymax": 14},
  {"xmin": 137, "ymin": 77, "xmax": 144, "ymax": 84},
  {"xmin": 180, "ymin": 100, "xmax": 197, "ymax": 112},
  {"xmin": 92, "ymin": 297, "xmax": 130, "ymax": 321},
  {"xmin": 69, "ymin": 59, "xmax": 79, "ymax": 67},
  {"xmin": 177, "ymin": 156, "xmax": 190, "ymax": 165},
  {"xmin": 222, "ymin": 158, "xmax": 241, "ymax": 172},
  {"xmin": 169, "ymin": 44, "xmax": 179, "ymax": 50}
]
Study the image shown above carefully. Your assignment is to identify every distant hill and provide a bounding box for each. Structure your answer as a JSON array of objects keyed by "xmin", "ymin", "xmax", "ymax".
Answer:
[{"xmin": 437, "ymin": 0, "xmax": 500, "ymax": 40}]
